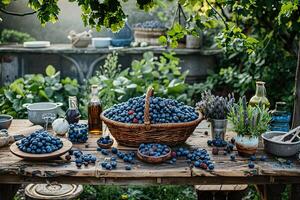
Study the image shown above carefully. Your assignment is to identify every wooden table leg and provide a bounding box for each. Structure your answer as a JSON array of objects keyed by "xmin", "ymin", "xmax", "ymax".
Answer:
[
  {"xmin": 256, "ymin": 184, "xmax": 286, "ymax": 200},
  {"xmin": 291, "ymin": 184, "xmax": 300, "ymax": 200},
  {"xmin": 0, "ymin": 184, "xmax": 21, "ymax": 200}
]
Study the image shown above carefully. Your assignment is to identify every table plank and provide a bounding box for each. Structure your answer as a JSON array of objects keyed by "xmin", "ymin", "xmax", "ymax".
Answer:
[{"xmin": 0, "ymin": 119, "xmax": 299, "ymax": 185}]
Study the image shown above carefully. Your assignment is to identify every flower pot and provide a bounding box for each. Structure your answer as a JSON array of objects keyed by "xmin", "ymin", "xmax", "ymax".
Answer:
[
  {"xmin": 235, "ymin": 135, "xmax": 258, "ymax": 156},
  {"xmin": 210, "ymin": 119, "xmax": 227, "ymax": 140}
]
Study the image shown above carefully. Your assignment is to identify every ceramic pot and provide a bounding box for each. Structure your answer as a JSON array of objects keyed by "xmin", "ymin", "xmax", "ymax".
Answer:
[
  {"xmin": 210, "ymin": 119, "xmax": 227, "ymax": 140},
  {"xmin": 235, "ymin": 135, "xmax": 258, "ymax": 156}
]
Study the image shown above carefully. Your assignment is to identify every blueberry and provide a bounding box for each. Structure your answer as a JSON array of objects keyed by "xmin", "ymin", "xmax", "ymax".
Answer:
[
  {"xmin": 101, "ymin": 149, "xmax": 109, "ymax": 155},
  {"xmin": 125, "ymin": 165, "xmax": 132, "ymax": 170},
  {"xmin": 260, "ymin": 155, "xmax": 267, "ymax": 161},
  {"xmin": 111, "ymin": 147, "xmax": 118, "ymax": 154},
  {"xmin": 248, "ymin": 162, "xmax": 255, "ymax": 169},
  {"xmin": 111, "ymin": 161, "xmax": 117, "ymax": 168},
  {"xmin": 230, "ymin": 154, "xmax": 236, "ymax": 161},
  {"xmin": 105, "ymin": 163, "xmax": 112, "ymax": 170},
  {"xmin": 76, "ymin": 163, "xmax": 82, "ymax": 168},
  {"xmin": 286, "ymin": 160, "xmax": 293, "ymax": 165},
  {"xmin": 97, "ymin": 147, "xmax": 102, "ymax": 152},
  {"xmin": 208, "ymin": 164, "xmax": 214, "ymax": 170},
  {"xmin": 207, "ymin": 140, "xmax": 212, "ymax": 146},
  {"xmin": 101, "ymin": 162, "xmax": 107, "ymax": 168},
  {"xmin": 250, "ymin": 155, "xmax": 256, "ymax": 161},
  {"xmin": 194, "ymin": 161, "xmax": 200, "ymax": 167}
]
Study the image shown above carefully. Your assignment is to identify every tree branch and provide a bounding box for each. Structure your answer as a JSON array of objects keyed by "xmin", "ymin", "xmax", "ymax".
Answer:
[
  {"xmin": 206, "ymin": 0, "xmax": 228, "ymax": 29},
  {"xmin": 215, "ymin": 2, "xmax": 230, "ymax": 21},
  {"xmin": 0, "ymin": 8, "xmax": 37, "ymax": 16}
]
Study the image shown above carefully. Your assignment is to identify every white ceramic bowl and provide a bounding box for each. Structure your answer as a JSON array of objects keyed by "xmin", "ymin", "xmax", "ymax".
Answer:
[{"xmin": 92, "ymin": 37, "xmax": 111, "ymax": 48}]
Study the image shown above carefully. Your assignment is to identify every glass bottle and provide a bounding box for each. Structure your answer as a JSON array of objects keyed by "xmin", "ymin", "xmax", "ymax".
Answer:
[
  {"xmin": 270, "ymin": 102, "xmax": 291, "ymax": 132},
  {"xmin": 249, "ymin": 81, "xmax": 270, "ymax": 108},
  {"xmin": 88, "ymin": 85, "xmax": 102, "ymax": 135},
  {"xmin": 66, "ymin": 96, "xmax": 81, "ymax": 124}
]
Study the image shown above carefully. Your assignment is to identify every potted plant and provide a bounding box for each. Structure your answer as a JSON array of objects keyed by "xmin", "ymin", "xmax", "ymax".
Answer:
[
  {"xmin": 228, "ymin": 96, "xmax": 271, "ymax": 156},
  {"xmin": 196, "ymin": 91, "xmax": 235, "ymax": 140}
]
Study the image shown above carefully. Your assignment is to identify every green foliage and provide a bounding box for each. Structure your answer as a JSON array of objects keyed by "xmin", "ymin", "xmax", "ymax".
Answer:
[
  {"xmin": 0, "ymin": 65, "xmax": 81, "ymax": 118},
  {"xmin": 78, "ymin": 185, "xmax": 197, "ymax": 200},
  {"xmin": 0, "ymin": 29, "xmax": 35, "ymax": 44},
  {"xmin": 90, "ymin": 51, "xmax": 190, "ymax": 109},
  {"xmin": 228, "ymin": 97, "xmax": 271, "ymax": 137}
]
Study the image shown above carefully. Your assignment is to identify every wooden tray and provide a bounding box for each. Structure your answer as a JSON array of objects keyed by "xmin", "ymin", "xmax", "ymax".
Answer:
[
  {"xmin": 10, "ymin": 138, "xmax": 72, "ymax": 161},
  {"xmin": 137, "ymin": 147, "xmax": 172, "ymax": 164}
]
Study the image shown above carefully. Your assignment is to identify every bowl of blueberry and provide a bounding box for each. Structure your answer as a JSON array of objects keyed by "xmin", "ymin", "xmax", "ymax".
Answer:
[
  {"xmin": 10, "ymin": 130, "xmax": 72, "ymax": 160},
  {"xmin": 137, "ymin": 143, "xmax": 171, "ymax": 164},
  {"xmin": 97, "ymin": 135, "xmax": 114, "ymax": 149},
  {"xmin": 68, "ymin": 123, "xmax": 88, "ymax": 143},
  {"xmin": 101, "ymin": 87, "xmax": 203, "ymax": 147}
]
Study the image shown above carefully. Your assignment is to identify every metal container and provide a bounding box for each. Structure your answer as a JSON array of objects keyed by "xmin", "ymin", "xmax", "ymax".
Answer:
[
  {"xmin": 210, "ymin": 119, "xmax": 227, "ymax": 140},
  {"xmin": 262, "ymin": 131, "xmax": 300, "ymax": 157},
  {"xmin": 0, "ymin": 114, "xmax": 13, "ymax": 129},
  {"xmin": 23, "ymin": 102, "xmax": 63, "ymax": 125}
]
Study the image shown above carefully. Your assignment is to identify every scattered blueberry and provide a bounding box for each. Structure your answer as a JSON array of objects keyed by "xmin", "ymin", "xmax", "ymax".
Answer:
[
  {"xmin": 105, "ymin": 163, "xmax": 112, "ymax": 170},
  {"xmin": 207, "ymin": 140, "xmax": 213, "ymax": 146},
  {"xmin": 208, "ymin": 164, "xmax": 214, "ymax": 170},
  {"xmin": 101, "ymin": 149, "xmax": 109, "ymax": 155},
  {"xmin": 286, "ymin": 160, "xmax": 293, "ymax": 165},
  {"xmin": 111, "ymin": 147, "xmax": 118, "ymax": 154},
  {"xmin": 111, "ymin": 161, "xmax": 117, "ymax": 168},
  {"xmin": 260, "ymin": 155, "xmax": 267, "ymax": 161},
  {"xmin": 248, "ymin": 162, "xmax": 255, "ymax": 169},
  {"xmin": 230, "ymin": 154, "xmax": 236, "ymax": 161},
  {"xmin": 250, "ymin": 155, "xmax": 256, "ymax": 161},
  {"xmin": 125, "ymin": 165, "xmax": 132, "ymax": 170}
]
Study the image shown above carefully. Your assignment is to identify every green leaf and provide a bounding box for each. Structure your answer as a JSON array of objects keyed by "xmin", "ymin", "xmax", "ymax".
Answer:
[{"xmin": 45, "ymin": 65, "xmax": 56, "ymax": 76}]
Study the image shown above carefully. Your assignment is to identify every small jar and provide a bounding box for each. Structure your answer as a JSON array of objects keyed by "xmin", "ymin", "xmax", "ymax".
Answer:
[
  {"xmin": 68, "ymin": 123, "xmax": 88, "ymax": 143},
  {"xmin": 270, "ymin": 102, "xmax": 291, "ymax": 132}
]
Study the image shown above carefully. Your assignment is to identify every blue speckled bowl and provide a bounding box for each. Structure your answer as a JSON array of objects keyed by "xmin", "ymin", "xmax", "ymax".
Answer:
[{"xmin": 111, "ymin": 38, "xmax": 132, "ymax": 47}]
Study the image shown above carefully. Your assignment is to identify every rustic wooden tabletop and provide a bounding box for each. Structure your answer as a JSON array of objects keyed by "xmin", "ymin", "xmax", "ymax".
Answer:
[{"xmin": 1, "ymin": 119, "xmax": 300, "ymax": 187}]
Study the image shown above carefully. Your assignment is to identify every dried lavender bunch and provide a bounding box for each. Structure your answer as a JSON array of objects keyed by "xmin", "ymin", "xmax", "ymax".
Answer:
[{"xmin": 195, "ymin": 91, "xmax": 235, "ymax": 120}]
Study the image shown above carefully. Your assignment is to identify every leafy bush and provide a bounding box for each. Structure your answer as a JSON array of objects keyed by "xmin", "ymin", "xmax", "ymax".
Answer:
[
  {"xmin": 79, "ymin": 185, "xmax": 197, "ymax": 200},
  {"xmin": 90, "ymin": 51, "xmax": 190, "ymax": 109},
  {"xmin": 0, "ymin": 65, "xmax": 81, "ymax": 118},
  {"xmin": 0, "ymin": 29, "xmax": 35, "ymax": 44}
]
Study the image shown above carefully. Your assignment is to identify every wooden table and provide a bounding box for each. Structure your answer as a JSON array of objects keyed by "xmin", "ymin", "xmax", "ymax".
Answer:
[{"xmin": 1, "ymin": 120, "xmax": 300, "ymax": 199}]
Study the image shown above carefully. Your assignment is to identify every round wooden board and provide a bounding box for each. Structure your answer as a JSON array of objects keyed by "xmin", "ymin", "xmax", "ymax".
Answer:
[{"xmin": 10, "ymin": 138, "xmax": 72, "ymax": 161}]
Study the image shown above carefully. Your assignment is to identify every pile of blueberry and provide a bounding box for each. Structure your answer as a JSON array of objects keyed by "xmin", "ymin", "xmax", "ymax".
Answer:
[
  {"xmin": 104, "ymin": 96, "xmax": 199, "ymax": 124},
  {"xmin": 68, "ymin": 150, "xmax": 97, "ymax": 168},
  {"xmin": 68, "ymin": 123, "xmax": 88, "ymax": 143},
  {"xmin": 97, "ymin": 135, "xmax": 113, "ymax": 145},
  {"xmin": 17, "ymin": 131, "xmax": 63, "ymax": 154},
  {"xmin": 138, "ymin": 143, "xmax": 170, "ymax": 157},
  {"xmin": 133, "ymin": 20, "xmax": 166, "ymax": 29},
  {"xmin": 171, "ymin": 147, "xmax": 214, "ymax": 170},
  {"xmin": 97, "ymin": 146, "xmax": 134, "ymax": 170}
]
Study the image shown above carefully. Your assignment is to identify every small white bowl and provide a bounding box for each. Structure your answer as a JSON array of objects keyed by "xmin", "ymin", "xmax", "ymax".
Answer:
[{"xmin": 92, "ymin": 37, "xmax": 111, "ymax": 48}]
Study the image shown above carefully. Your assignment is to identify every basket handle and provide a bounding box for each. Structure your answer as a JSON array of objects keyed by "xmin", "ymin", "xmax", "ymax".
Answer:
[{"xmin": 144, "ymin": 87, "xmax": 154, "ymax": 129}]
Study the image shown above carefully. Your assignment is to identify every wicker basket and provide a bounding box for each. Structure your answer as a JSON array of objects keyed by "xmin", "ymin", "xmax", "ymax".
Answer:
[{"xmin": 101, "ymin": 87, "xmax": 203, "ymax": 147}]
